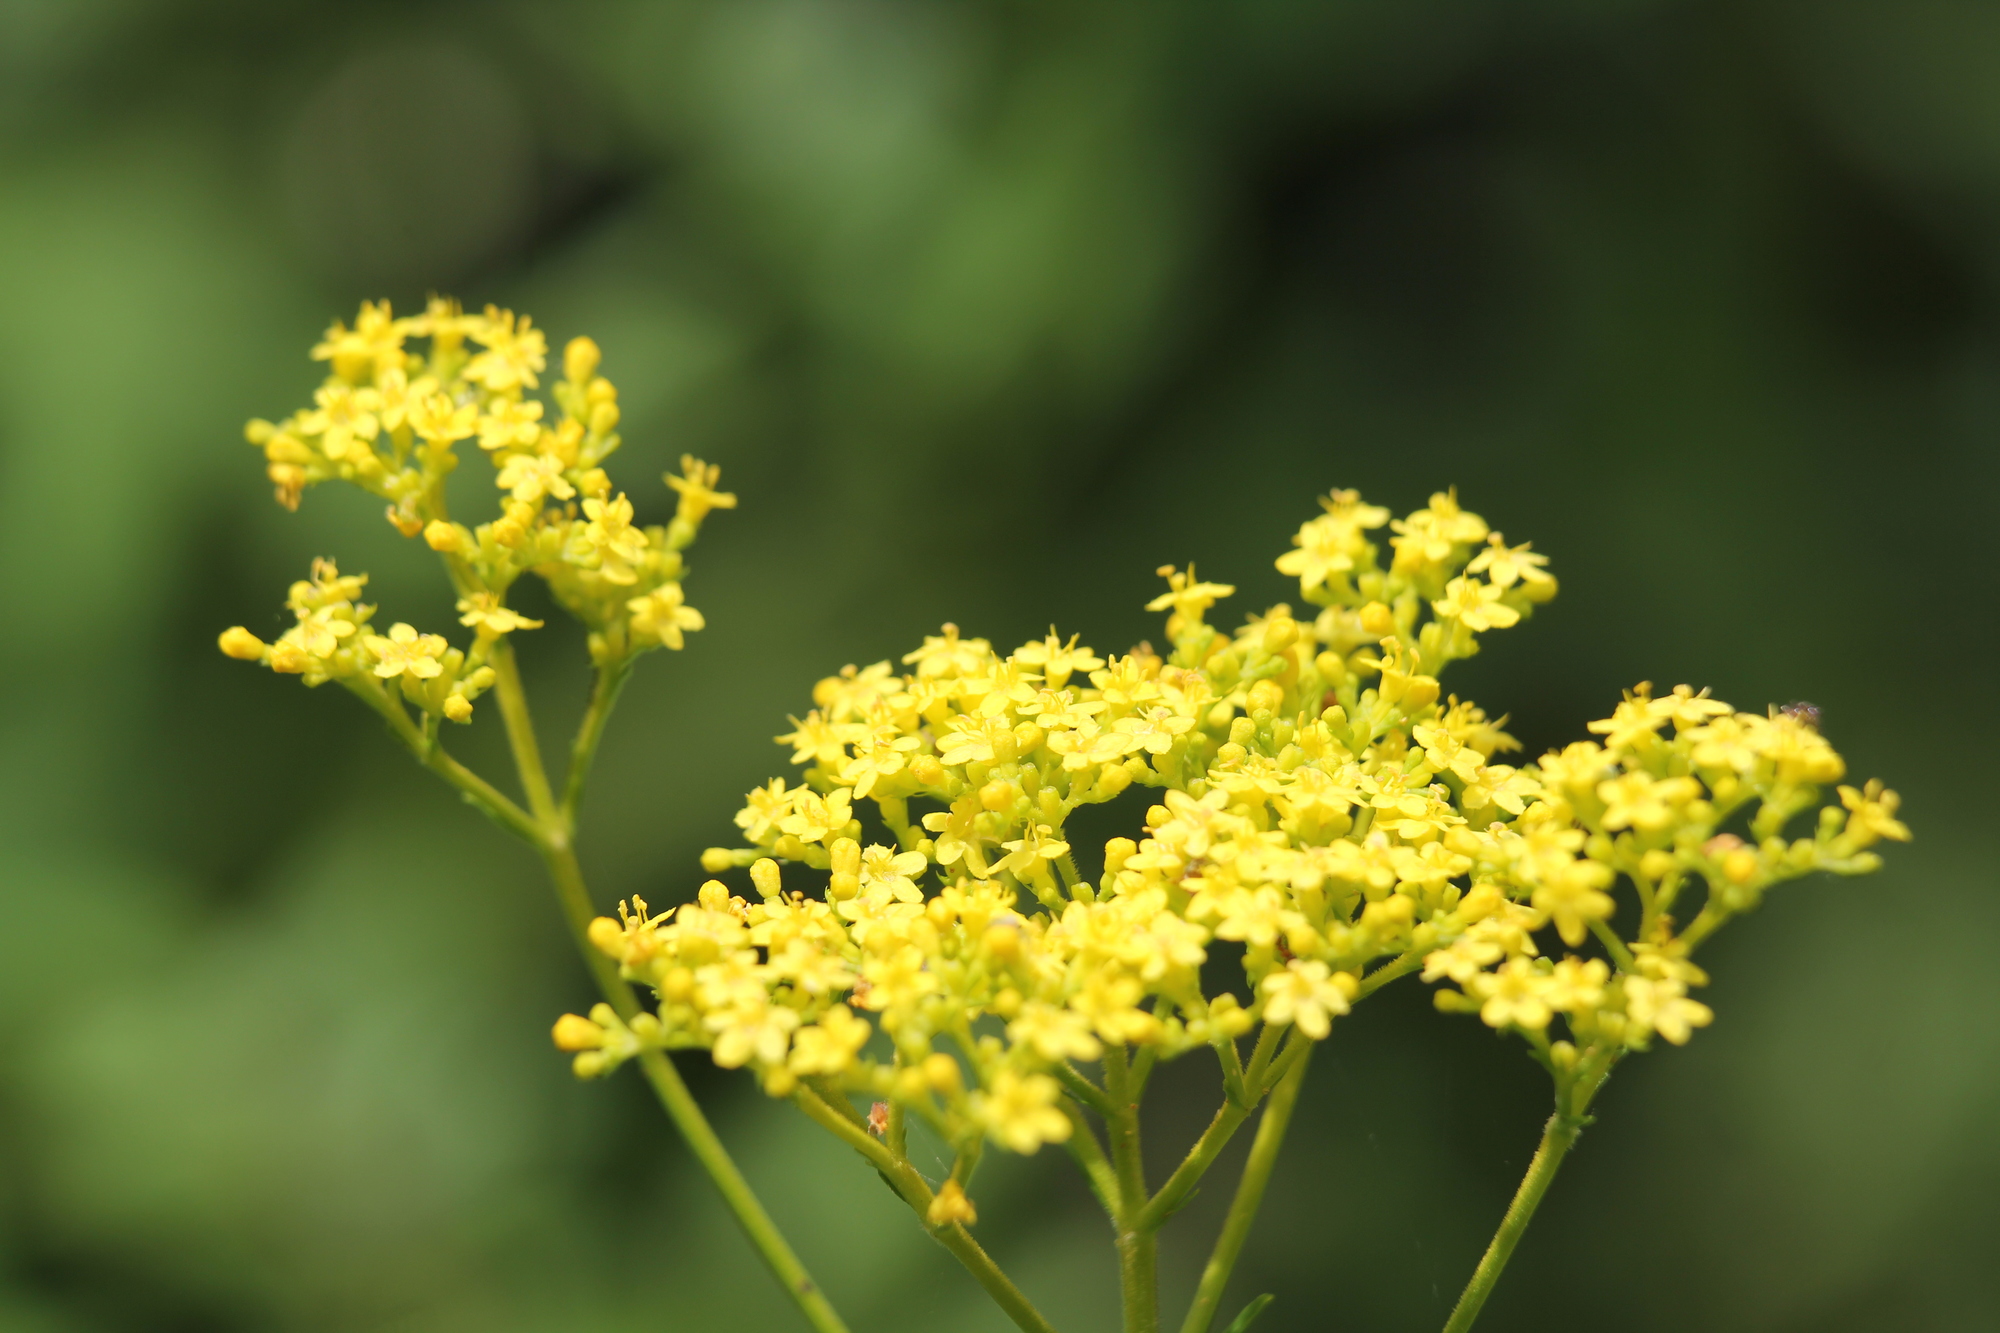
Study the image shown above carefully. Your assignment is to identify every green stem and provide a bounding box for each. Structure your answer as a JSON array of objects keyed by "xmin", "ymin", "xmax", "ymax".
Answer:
[
  {"xmin": 792, "ymin": 1087, "xmax": 1061, "ymax": 1333},
  {"xmin": 1438, "ymin": 1106, "xmax": 1586, "ymax": 1333},
  {"xmin": 1061, "ymin": 1098, "xmax": 1124, "ymax": 1219},
  {"xmin": 1053, "ymin": 1059, "xmax": 1118, "ymax": 1119},
  {"xmin": 480, "ymin": 645, "xmax": 849, "ymax": 1333},
  {"xmin": 1141, "ymin": 1033, "xmax": 1310, "ymax": 1234},
  {"xmin": 1105, "ymin": 1047, "xmax": 1158, "ymax": 1333},
  {"xmin": 563, "ymin": 660, "xmax": 633, "ymax": 821},
  {"xmin": 1178, "ymin": 1045, "xmax": 1312, "ymax": 1333}
]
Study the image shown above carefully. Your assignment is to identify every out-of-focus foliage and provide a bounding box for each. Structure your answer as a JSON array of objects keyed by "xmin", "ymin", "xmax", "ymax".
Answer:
[{"xmin": 0, "ymin": 2, "xmax": 1989, "ymax": 1331}]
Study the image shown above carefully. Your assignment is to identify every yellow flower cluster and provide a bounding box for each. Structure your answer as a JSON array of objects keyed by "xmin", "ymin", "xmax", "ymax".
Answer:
[
  {"xmin": 554, "ymin": 486, "xmax": 1902, "ymax": 1162},
  {"xmin": 218, "ymin": 300, "xmax": 733, "ymax": 719}
]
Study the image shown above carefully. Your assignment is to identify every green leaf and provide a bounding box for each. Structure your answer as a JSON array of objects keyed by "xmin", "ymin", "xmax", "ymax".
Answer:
[{"xmin": 1223, "ymin": 1293, "xmax": 1275, "ymax": 1333}]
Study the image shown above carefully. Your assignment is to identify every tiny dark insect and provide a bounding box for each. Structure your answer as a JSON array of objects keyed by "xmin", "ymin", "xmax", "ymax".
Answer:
[{"xmin": 1779, "ymin": 701, "xmax": 1822, "ymax": 730}]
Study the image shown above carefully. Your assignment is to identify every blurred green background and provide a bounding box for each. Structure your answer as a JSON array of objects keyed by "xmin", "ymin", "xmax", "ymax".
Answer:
[{"xmin": 0, "ymin": 2, "xmax": 1992, "ymax": 1330}]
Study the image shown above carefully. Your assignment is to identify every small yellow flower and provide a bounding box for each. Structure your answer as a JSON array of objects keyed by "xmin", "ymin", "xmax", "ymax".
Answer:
[
  {"xmin": 1432, "ymin": 577, "xmax": 1520, "ymax": 632},
  {"xmin": 628, "ymin": 582, "xmax": 705, "ymax": 650},
  {"xmin": 363, "ymin": 623, "xmax": 446, "ymax": 680},
  {"xmin": 667, "ymin": 454, "xmax": 738, "ymax": 525},
  {"xmin": 970, "ymin": 1069, "xmax": 1071, "ymax": 1154},
  {"xmin": 1260, "ymin": 959, "xmax": 1355, "ymax": 1039},
  {"xmin": 478, "ymin": 397, "xmax": 545, "ymax": 452},
  {"xmin": 464, "ymin": 306, "xmax": 547, "ymax": 391},
  {"xmin": 496, "ymin": 450, "xmax": 574, "ymax": 504},
  {"xmin": 1838, "ymin": 779, "xmax": 1911, "ymax": 846},
  {"xmin": 457, "ymin": 593, "xmax": 544, "ymax": 637}
]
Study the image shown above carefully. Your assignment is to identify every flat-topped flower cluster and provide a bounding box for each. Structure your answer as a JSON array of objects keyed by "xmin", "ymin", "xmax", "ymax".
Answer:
[
  {"xmin": 220, "ymin": 300, "xmax": 731, "ymax": 718},
  {"xmin": 557, "ymin": 490, "xmax": 1907, "ymax": 1161}
]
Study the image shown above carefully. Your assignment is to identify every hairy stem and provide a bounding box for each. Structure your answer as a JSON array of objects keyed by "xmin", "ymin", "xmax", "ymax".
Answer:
[
  {"xmin": 1105, "ymin": 1047, "xmax": 1158, "ymax": 1333},
  {"xmin": 1439, "ymin": 1070, "xmax": 1606, "ymax": 1333},
  {"xmin": 1178, "ymin": 1045, "xmax": 1313, "ymax": 1333}
]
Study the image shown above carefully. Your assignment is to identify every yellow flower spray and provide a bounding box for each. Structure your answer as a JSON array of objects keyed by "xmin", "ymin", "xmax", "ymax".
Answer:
[{"xmin": 224, "ymin": 302, "xmax": 1908, "ymax": 1333}]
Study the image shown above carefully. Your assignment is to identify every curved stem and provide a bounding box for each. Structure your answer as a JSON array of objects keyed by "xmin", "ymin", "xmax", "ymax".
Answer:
[
  {"xmin": 1178, "ymin": 1045, "xmax": 1312, "ymax": 1333},
  {"xmin": 1439, "ymin": 1063, "xmax": 1611, "ymax": 1333},
  {"xmin": 563, "ymin": 660, "xmax": 633, "ymax": 821},
  {"xmin": 476, "ymin": 648, "xmax": 849, "ymax": 1333},
  {"xmin": 792, "ymin": 1087, "xmax": 1061, "ymax": 1333},
  {"xmin": 1438, "ymin": 1113, "xmax": 1580, "ymax": 1333}
]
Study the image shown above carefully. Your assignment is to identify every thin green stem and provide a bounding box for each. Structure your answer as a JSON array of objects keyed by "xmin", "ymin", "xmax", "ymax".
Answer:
[
  {"xmin": 1061, "ymin": 1097, "xmax": 1123, "ymax": 1219},
  {"xmin": 1053, "ymin": 1059, "xmax": 1118, "ymax": 1119},
  {"xmin": 1439, "ymin": 1103, "xmax": 1587, "ymax": 1333},
  {"xmin": 792, "ymin": 1087, "xmax": 1061, "ymax": 1333},
  {"xmin": 1105, "ymin": 1046, "xmax": 1158, "ymax": 1333},
  {"xmin": 563, "ymin": 660, "xmax": 633, "ymax": 822},
  {"xmin": 476, "ymin": 643, "xmax": 849, "ymax": 1333},
  {"xmin": 1140, "ymin": 1102, "xmax": 1249, "ymax": 1233},
  {"xmin": 1178, "ymin": 1045, "xmax": 1313, "ymax": 1333}
]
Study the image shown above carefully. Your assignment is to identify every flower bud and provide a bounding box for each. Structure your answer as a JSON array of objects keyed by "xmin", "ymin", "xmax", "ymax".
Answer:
[
  {"xmin": 442, "ymin": 695, "xmax": 473, "ymax": 723},
  {"xmin": 750, "ymin": 857, "xmax": 784, "ymax": 898},
  {"xmin": 927, "ymin": 1179, "xmax": 977, "ymax": 1227},
  {"xmin": 586, "ymin": 916, "xmax": 624, "ymax": 956},
  {"xmin": 1359, "ymin": 602, "xmax": 1396, "ymax": 636},
  {"xmin": 217, "ymin": 627, "xmax": 266, "ymax": 660},
  {"xmin": 551, "ymin": 1013, "xmax": 605, "ymax": 1051},
  {"xmin": 921, "ymin": 1052, "xmax": 962, "ymax": 1093},
  {"xmin": 564, "ymin": 336, "xmax": 602, "ymax": 384},
  {"xmin": 423, "ymin": 520, "xmax": 462, "ymax": 552}
]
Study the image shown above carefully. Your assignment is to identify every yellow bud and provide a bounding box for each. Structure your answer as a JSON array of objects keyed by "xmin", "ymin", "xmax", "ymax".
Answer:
[
  {"xmin": 571, "ymin": 1051, "xmax": 608, "ymax": 1078},
  {"xmin": 586, "ymin": 916, "xmax": 624, "ymax": 956},
  {"xmin": 1093, "ymin": 763, "xmax": 1132, "ymax": 800},
  {"xmin": 442, "ymin": 695, "xmax": 473, "ymax": 723},
  {"xmin": 1638, "ymin": 849, "xmax": 1676, "ymax": 882},
  {"xmin": 661, "ymin": 967, "xmax": 694, "ymax": 1001},
  {"xmin": 894, "ymin": 1067, "xmax": 929, "ymax": 1102},
  {"xmin": 979, "ymin": 779, "xmax": 1015, "ymax": 813},
  {"xmin": 700, "ymin": 847, "xmax": 735, "ymax": 872},
  {"xmin": 926, "ymin": 1179, "xmax": 978, "ymax": 1227},
  {"xmin": 589, "ymin": 401, "xmax": 621, "ymax": 434},
  {"xmin": 423, "ymin": 520, "xmax": 462, "ymax": 552},
  {"xmin": 911, "ymin": 754, "xmax": 947, "ymax": 787},
  {"xmin": 587, "ymin": 377, "xmax": 617, "ymax": 405},
  {"xmin": 1314, "ymin": 650, "xmax": 1346, "ymax": 684},
  {"xmin": 1246, "ymin": 679, "xmax": 1285, "ymax": 716},
  {"xmin": 269, "ymin": 642, "xmax": 309, "ymax": 674},
  {"xmin": 564, "ymin": 336, "xmax": 602, "ymax": 384},
  {"xmin": 1403, "ymin": 675, "xmax": 1440, "ymax": 710},
  {"xmin": 1262, "ymin": 615, "xmax": 1299, "ymax": 653},
  {"xmin": 1722, "ymin": 847, "xmax": 1759, "ymax": 885},
  {"xmin": 1013, "ymin": 722, "xmax": 1044, "ymax": 753},
  {"xmin": 750, "ymin": 858, "xmax": 784, "ymax": 899},
  {"xmin": 926, "ymin": 896, "xmax": 955, "ymax": 929},
  {"xmin": 551, "ymin": 1013, "xmax": 605, "ymax": 1051},
  {"xmin": 217, "ymin": 626, "xmax": 266, "ymax": 661},
  {"xmin": 762, "ymin": 1067, "xmax": 798, "ymax": 1098},
  {"xmin": 698, "ymin": 880, "xmax": 733, "ymax": 911},
  {"xmin": 983, "ymin": 924, "xmax": 1021, "ymax": 963},
  {"xmin": 1103, "ymin": 837, "xmax": 1137, "ymax": 874},
  {"xmin": 992, "ymin": 986, "xmax": 1023, "ymax": 1017},
  {"xmin": 828, "ymin": 872, "xmax": 860, "ymax": 900},
  {"xmin": 829, "ymin": 839, "xmax": 861, "ymax": 876},
  {"xmin": 921, "ymin": 1053, "xmax": 962, "ymax": 1093},
  {"xmin": 1359, "ymin": 602, "xmax": 1396, "ymax": 636}
]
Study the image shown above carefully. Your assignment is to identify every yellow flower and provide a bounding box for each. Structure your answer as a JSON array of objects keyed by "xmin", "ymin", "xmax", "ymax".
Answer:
[
  {"xmin": 1389, "ymin": 489, "xmax": 1488, "ymax": 571},
  {"xmin": 310, "ymin": 300, "xmax": 405, "ymax": 380},
  {"xmin": 1147, "ymin": 564, "xmax": 1235, "ymax": 637},
  {"xmin": 995, "ymin": 824, "xmax": 1070, "ymax": 881},
  {"xmin": 779, "ymin": 789, "xmax": 854, "ymax": 846},
  {"xmin": 736, "ymin": 778, "xmax": 802, "ymax": 843},
  {"xmin": 496, "ymin": 450, "xmax": 574, "ymax": 504},
  {"xmin": 1465, "ymin": 534, "xmax": 1553, "ymax": 593},
  {"xmin": 464, "ymin": 306, "xmax": 547, "ymax": 391},
  {"xmin": 1432, "ymin": 577, "xmax": 1520, "ymax": 632},
  {"xmin": 300, "ymin": 383, "xmax": 380, "ymax": 461},
  {"xmin": 787, "ymin": 1005, "xmax": 871, "ymax": 1076},
  {"xmin": 457, "ymin": 593, "xmax": 544, "ymax": 637},
  {"xmin": 1622, "ymin": 975, "xmax": 1712, "ymax": 1045},
  {"xmin": 1526, "ymin": 855, "xmax": 1615, "ymax": 947},
  {"xmin": 1596, "ymin": 771, "xmax": 1700, "ymax": 833},
  {"xmin": 478, "ymin": 397, "xmax": 545, "ymax": 452},
  {"xmin": 628, "ymin": 583, "xmax": 705, "ymax": 649},
  {"xmin": 363, "ymin": 623, "xmax": 446, "ymax": 680},
  {"xmin": 1471, "ymin": 957, "xmax": 1552, "ymax": 1031},
  {"xmin": 903, "ymin": 623, "xmax": 992, "ymax": 680},
  {"xmin": 1260, "ymin": 959, "xmax": 1355, "ymax": 1039},
  {"xmin": 1838, "ymin": 779, "xmax": 1910, "ymax": 846},
  {"xmin": 1011, "ymin": 630, "xmax": 1103, "ymax": 689},
  {"xmin": 1007, "ymin": 1002, "xmax": 1104, "ymax": 1062},
  {"xmin": 971, "ymin": 1069, "xmax": 1072, "ymax": 1154},
  {"xmin": 667, "ymin": 454, "xmax": 739, "ymax": 525},
  {"xmin": 293, "ymin": 604, "xmax": 357, "ymax": 658},
  {"xmin": 408, "ymin": 392, "xmax": 479, "ymax": 446}
]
